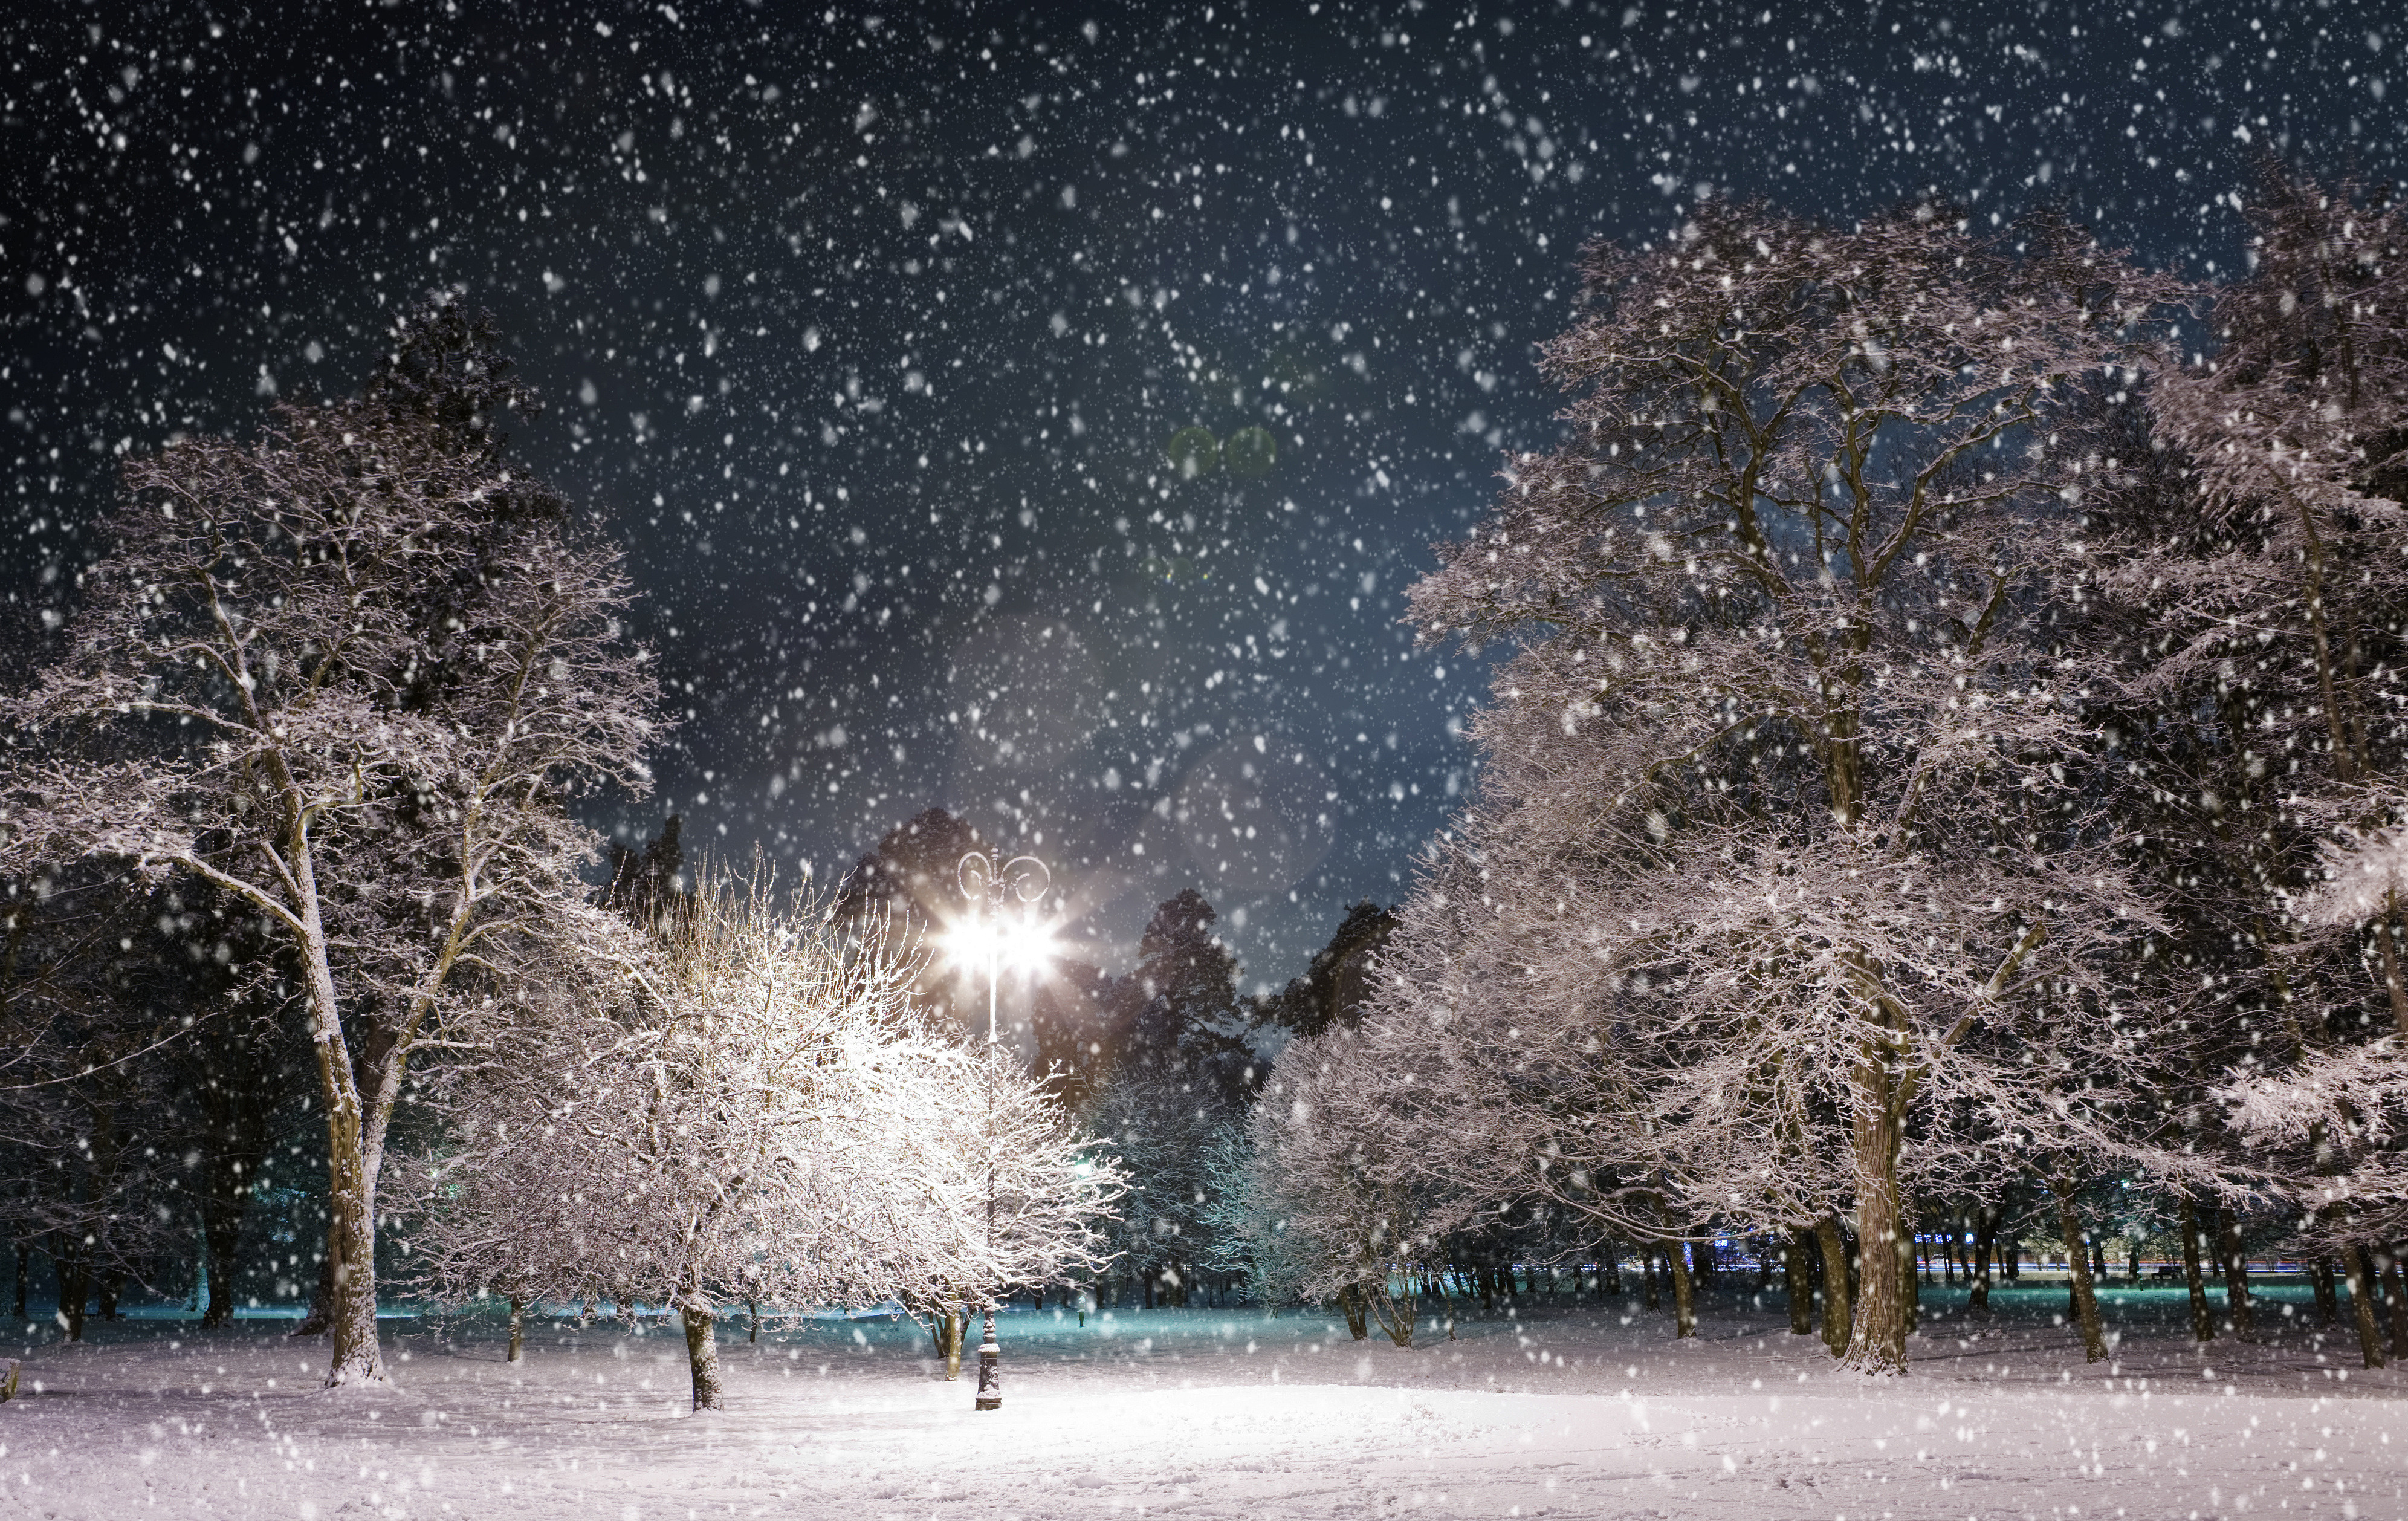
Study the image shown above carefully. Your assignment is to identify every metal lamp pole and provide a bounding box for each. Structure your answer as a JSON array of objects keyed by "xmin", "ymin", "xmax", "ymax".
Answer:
[{"xmin": 957, "ymin": 849, "xmax": 1048, "ymax": 1413}]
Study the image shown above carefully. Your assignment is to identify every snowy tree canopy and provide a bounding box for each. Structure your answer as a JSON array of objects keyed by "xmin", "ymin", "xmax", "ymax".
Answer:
[{"xmin": 0, "ymin": 296, "xmax": 658, "ymax": 1385}]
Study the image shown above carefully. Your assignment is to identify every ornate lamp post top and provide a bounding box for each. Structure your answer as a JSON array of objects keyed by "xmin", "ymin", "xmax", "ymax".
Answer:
[{"xmin": 955, "ymin": 849, "xmax": 1051, "ymax": 1046}]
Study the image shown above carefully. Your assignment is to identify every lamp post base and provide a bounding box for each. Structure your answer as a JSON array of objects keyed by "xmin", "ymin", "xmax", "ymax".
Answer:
[{"xmin": 973, "ymin": 1309, "xmax": 1002, "ymax": 1410}]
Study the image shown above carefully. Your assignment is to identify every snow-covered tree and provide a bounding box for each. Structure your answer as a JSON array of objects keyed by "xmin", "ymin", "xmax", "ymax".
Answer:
[
  {"xmin": 0, "ymin": 296, "xmax": 656, "ymax": 1386},
  {"xmin": 1084, "ymin": 888, "xmax": 1254, "ymax": 1306},
  {"xmin": 1377, "ymin": 202, "xmax": 2181, "ymax": 1372},
  {"xmin": 1248, "ymin": 1018, "xmax": 1465, "ymax": 1344},
  {"xmin": 396, "ymin": 868, "xmax": 1121, "ymax": 1410},
  {"xmin": 2096, "ymin": 171, "xmax": 2408, "ymax": 1367}
]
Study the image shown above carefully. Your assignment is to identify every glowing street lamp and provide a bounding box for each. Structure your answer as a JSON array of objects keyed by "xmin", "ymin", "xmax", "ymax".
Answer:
[{"xmin": 953, "ymin": 848, "xmax": 1051, "ymax": 1412}]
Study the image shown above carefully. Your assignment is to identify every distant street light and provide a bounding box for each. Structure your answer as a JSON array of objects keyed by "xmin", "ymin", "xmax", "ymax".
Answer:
[{"xmin": 952, "ymin": 848, "xmax": 1052, "ymax": 1412}]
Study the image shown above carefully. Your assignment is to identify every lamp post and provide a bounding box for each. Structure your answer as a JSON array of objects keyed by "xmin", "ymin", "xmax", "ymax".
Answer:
[{"xmin": 956, "ymin": 848, "xmax": 1050, "ymax": 1412}]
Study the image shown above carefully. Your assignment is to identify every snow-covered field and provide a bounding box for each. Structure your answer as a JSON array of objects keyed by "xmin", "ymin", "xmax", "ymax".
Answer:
[{"xmin": 4, "ymin": 1283, "xmax": 2401, "ymax": 1519}]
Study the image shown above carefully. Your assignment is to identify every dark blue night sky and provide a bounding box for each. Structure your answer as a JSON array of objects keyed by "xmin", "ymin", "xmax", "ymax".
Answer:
[{"xmin": 4, "ymin": 0, "xmax": 2397, "ymax": 985}]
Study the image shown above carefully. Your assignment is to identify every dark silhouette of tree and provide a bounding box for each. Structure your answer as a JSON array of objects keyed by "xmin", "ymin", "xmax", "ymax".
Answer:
[
  {"xmin": 603, "ymin": 816, "xmax": 691, "ymax": 935},
  {"xmin": 1256, "ymin": 900, "xmax": 1396, "ymax": 1040},
  {"xmin": 833, "ymin": 806, "xmax": 984, "ymax": 939}
]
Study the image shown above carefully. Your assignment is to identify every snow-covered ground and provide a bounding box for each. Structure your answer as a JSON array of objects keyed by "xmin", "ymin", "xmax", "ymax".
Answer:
[{"xmin": 4, "ymin": 1282, "xmax": 2401, "ymax": 1519}]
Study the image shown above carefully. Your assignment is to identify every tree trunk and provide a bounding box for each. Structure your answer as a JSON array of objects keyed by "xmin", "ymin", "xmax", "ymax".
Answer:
[
  {"xmin": 1968, "ymin": 1210, "xmax": 1995, "ymax": 1317},
  {"xmin": 1813, "ymin": 1215, "xmax": 1851, "ymax": 1358},
  {"xmin": 1640, "ymin": 1250, "xmax": 1660, "ymax": 1311},
  {"xmin": 2384, "ymin": 1253, "xmax": 2408, "ymax": 1361},
  {"xmin": 195, "ymin": 1034, "xmax": 271, "ymax": 1332},
  {"xmin": 1842, "ymin": 1094, "xmax": 1909, "ymax": 1373},
  {"xmin": 2215, "ymin": 1210, "xmax": 2256, "ymax": 1341},
  {"xmin": 748, "ymin": 1299, "xmax": 759, "ymax": 1344},
  {"xmin": 1370, "ymin": 1277, "xmax": 1417, "ymax": 1347},
  {"xmin": 681, "ymin": 1303, "xmax": 723, "ymax": 1411},
  {"xmin": 296, "ymin": 898, "xmax": 386, "ymax": 1387},
  {"xmin": 1337, "ymin": 1282, "xmax": 1370, "ymax": 1341},
  {"xmin": 1667, "ymin": 1239, "xmax": 1696, "ymax": 1338},
  {"xmin": 1897, "ymin": 1221, "xmax": 1919, "ymax": 1335},
  {"xmin": 2177, "ymin": 1194, "xmax": 2215, "ymax": 1342},
  {"xmin": 2053, "ymin": 1182, "xmax": 2107, "ymax": 1362},
  {"xmin": 942, "ymin": 1308, "xmax": 965, "ymax": 1380},
  {"xmin": 201, "ymin": 1189, "xmax": 245, "ymax": 1329},
  {"xmin": 1600, "ymin": 1244, "xmax": 1622, "ymax": 1296},
  {"xmin": 2310, "ymin": 1257, "xmax": 2339, "ymax": 1327},
  {"xmin": 11, "ymin": 1242, "xmax": 26, "ymax": 1320},
  {"xmin": 98, "ymin": 1270, "xmax": 121, "ymax": 1322},
  {"xmin": 54, "ymin": 1237, "xmax": 87, "ymax": 1343},
  {"xmin": 1785, "ymin": 1228, "xmax": 1814, "ymax": 1335},
  {"xmin": 2342, "ymin": 1246, "xmax": 2387, "ymax": 1369},
  {"xmin": 508, "ymin": 1295, "xmax": 526, "ymax": 1364}
]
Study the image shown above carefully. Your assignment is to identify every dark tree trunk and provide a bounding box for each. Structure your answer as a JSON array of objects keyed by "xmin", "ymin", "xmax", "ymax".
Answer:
[
  {"xmin": 1784, "ymin": 1228, "xmax": 1814, "ymax": 1334},
  {"xmin": 201, "ymin": 1192, "xmax": 246, "ymax": 1329},
  {"xmin": 1640, "ymin": 1250, "xmax": 1660, "ymax": 1311},
  {"xmin": 97, "ymin": 1270, "xmax": 121, "ymax": 1322},
  {"xmin": 195, "ymin": 1033, "xmax": 274, "ymax": 1332},
  {"xmin": 54, "ymin": 1236, "xmax": 88, "ymax": 1343},
  {"xmin": 12, "ymin": 1242, "xmax": 27, "ymax": 1319},
  {"xmin": 2342, "ymin": 1246, "xmax": 2387, "ymax": 1369},
  {"xmin": 1968, "ymin": 1210, "xmax": 1996, "ymax": 1317},
  {"xmin": 2384, "ymin": 1253, "xmax": 2408, "ymax": 1360},
  {"xmin": 1813, "ymin": 1215, "xmax": 1851, "ymax": 1358},
  {"xmin": 2310, "ymin": 1257, "xmax": 2340, "ymax": 1326},
  {"xmin": 2052, "ymin": 1181, "xmax": 2106, "ymax": 1362},
  {"xmin": 2214, "ymin": 1208, "xmax": 2256, "ymax": 1341},
  {"xmin": 1337, "ymin": 1282, "xmax": 1370, "ymax": 1341},
  {"xmin": 1599, "ymin": 1245, "xmax": 1622, "ymax": 1296},
  {"xmin": 1667, "ymin": 1240, "xmax": 1696, "ymax": 1338},
  {"xmin": 507, "ymin": 1295, "xmax": 526, "ymax": 1363},
  {"xmin": 2178, "ymin": 1194, "xmax": 2215, "ymax": 1343},
  {"xmin": 1897, "ymin": 1219, "xmax": 1919, "ymax": 1335}
]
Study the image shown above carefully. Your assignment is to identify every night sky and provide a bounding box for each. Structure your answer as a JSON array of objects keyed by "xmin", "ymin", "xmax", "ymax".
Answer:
[{"xmin": 4, "ymin": 1, "xmax": 2398, "ymax": 988}]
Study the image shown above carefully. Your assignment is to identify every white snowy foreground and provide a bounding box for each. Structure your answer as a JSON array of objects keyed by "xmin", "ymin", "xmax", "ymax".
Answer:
[{"xmin": 3, "ymin": 1285, "xmax": 2401, "ymax": 1520}]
